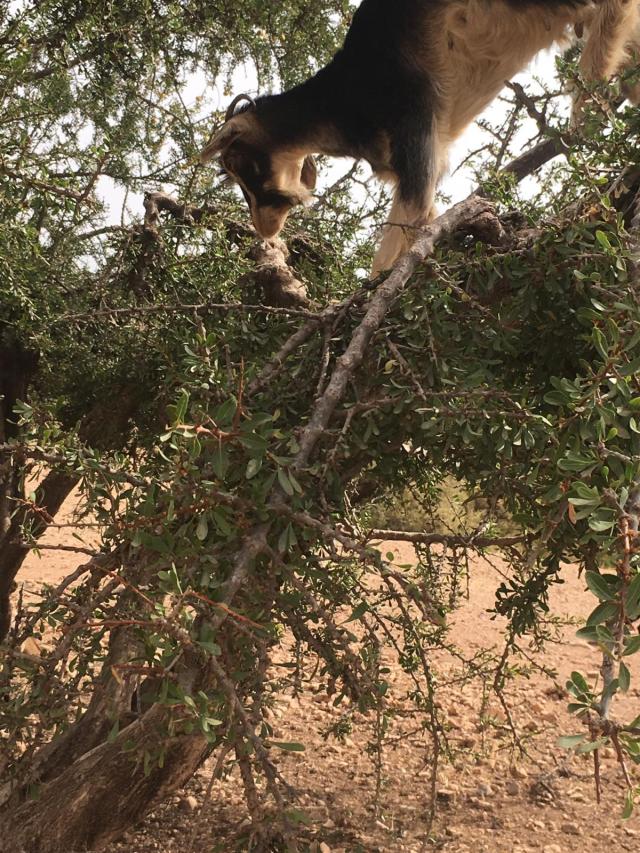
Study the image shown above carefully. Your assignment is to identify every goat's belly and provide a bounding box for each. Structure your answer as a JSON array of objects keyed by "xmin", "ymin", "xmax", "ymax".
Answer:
[{"xmin": 435, "ymin": 0, "xmax": 588, "ymax": 138}]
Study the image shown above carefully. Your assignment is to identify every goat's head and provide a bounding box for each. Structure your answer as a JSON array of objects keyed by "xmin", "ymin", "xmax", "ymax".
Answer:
[{"xmin": 201, "ymin": 95, "xmax": 317, "ymax": 240}]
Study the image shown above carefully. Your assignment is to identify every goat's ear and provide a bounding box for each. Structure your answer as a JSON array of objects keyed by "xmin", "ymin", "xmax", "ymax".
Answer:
[
  {"xmin": 200, "ymin": 115, "xmax": 246, "ymax": 164},
  {"xmin": 301, "ymin": 155, "xmax": 317, "ymax": 191}
]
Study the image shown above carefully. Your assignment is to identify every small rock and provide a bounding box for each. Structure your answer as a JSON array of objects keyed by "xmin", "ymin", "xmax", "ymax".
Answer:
[
  {"xmin": 319, "ymin": 843, "xmax": 332, "ymax": 853},
  {"xmin": 476, "ymin": 783, "xmax": 493, "ymax": 797},
  {"xmin": 545, "ymin": 685, "xmax": 565, "ymax": 701},
  {"xmin": 20, "ymin": 637, "xmax": 42, "ymax": 656},
  {"xmin": 179, "ymin": 795, "xmax": 199, "ymax": 813},
  {"xmin": 445, "ymin": 825, "xmax": 464, "ymax": 838},
  {"xmin": 437, "ymin": 788, "xmax": 457, "ymax": 806},
  {"xmin": 510, "ymin": 765, "xmax": 528, "ymax": 780},
  {"xmin": 542, "ymin": 847, "xmax": 563, "ymax": 853},
  {"xmin": 561, "ymin": 823, "xmax": 581, "ymax": 836},
  {"xmin": 467, "ymin": 796, "xmax": 494, "ymax": 812},
  {"xmin": 505, "ymin": 781, "xmax": 520, "ymax": 796}
]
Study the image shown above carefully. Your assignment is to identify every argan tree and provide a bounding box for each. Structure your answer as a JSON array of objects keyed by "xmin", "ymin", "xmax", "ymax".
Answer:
[{"xmin": 1, "ymin": 2, "xmax": 640, "ymax": 851}]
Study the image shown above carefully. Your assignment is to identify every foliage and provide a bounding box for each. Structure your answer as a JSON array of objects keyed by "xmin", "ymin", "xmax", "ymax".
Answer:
[{"xmin": 1, "ymin": 1, "xmax": 640, "ymax": 848}]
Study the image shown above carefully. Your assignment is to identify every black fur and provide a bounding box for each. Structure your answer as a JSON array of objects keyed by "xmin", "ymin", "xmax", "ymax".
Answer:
[
  {"xmin": 249, "ymin": 0, "xmax": 590, "ymax": 210},
  {"xmin": 222, "ymin": 140, "xmax": 298, "ymax": 209}
]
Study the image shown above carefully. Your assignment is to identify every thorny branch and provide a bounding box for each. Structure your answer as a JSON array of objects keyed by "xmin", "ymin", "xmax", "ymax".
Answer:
[{"xmin": 3, "ymin": 123, "xmax": 639, "ymax": 846}]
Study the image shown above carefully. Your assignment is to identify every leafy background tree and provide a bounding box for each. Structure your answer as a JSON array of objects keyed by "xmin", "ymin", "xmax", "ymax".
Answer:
[{"xmin": 1, "ymin": 2, "xmax": 640, "ymax": 851}]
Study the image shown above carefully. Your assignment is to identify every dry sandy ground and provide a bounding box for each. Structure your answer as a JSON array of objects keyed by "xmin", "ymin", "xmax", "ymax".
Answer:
[{"xmin": 13, "ymin": 493, "xmax": 640, "ymax": 853}]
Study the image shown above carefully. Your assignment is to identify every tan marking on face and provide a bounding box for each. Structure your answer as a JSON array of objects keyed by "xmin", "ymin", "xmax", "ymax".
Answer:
[
  {"xmin": 227, "ymin": 177, "xmax": 291, "ymax": 239},
  {"xmin": 251, "ymin": 205, "xmax": 291, "ymax": 239},
  {"xmin": 266, "ymin": 151, "xmax": 314, "ymax": 202}
]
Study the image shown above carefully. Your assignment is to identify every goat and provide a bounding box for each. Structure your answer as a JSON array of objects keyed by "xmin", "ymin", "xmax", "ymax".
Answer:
[{"xmin": 201, "ymin": 0, "xmax": 640, "ymax": 275}]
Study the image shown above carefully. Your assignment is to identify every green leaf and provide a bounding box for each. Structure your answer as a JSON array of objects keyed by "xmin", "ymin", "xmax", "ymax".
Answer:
[
  {"xmin": 239, "ymin": 433, "xmax": 269, "ymax": 452},
  {"xmin": 558, "ymin": 454, "xmax": 595, "ymax": 473},
  {"xmin": 210, "ymin": 446, "xmax": 229, "ymax": 481},
  {"xmin": 622, "ymin": 790, "xmax": 635, "ymax": 820},
  {"xmin": 585, "ymin": 572, "xmax": 615, "ymax": 601},
  {"xmin": 576, "ymin": 738, "xmax": 609, "ymax": 754},
  {"xmin": 287, "ymin": 469, "xmax": 303, "ymax": 495},
  {"xmin": 623, "ymin": 635, "xmax": 640, "ymax": 656},
  {"xmin": 170, "ymin": 389, "xmax": 190, "ymax": 425},
  {"xmin": 285, "ymin": 809, "xmax": 312, "ymax": 826},
  {"xmin": 595, "ymin": 229, "xmax": 612, "ymax": 251},
  {"xmin": 197, "ymin": 640, "xmax": 221, "ymax": 656},
  {"xmin": 588, "ymin": 517, "xmax": 616, "ymax": 533},
  {"xmin": 586, "ymin": 601, "xmax": 619, "ymax": 626},
  {"xmin": 569, "ymin": 671, "xmax": 590, "ymax": 694},
  {"xmin": 345, "ymin": 602, "xmax": 369, "ymax": 623},
  {"xmin": 558, "ymin": 734, "xmax": 585, "ymax": 750},
  {"xmin": 624, "ymin": 574, "xmax": 640, "ymax": 620},
  {"xmin": 576, "ymin": 626, "xmax": 599, "ymax": 643},
  {"xmin": 592, "ymin": 328, "xmax": 608, "ymax": 360},
  {"xmin": 570, "ymin": 482, "xmax": 600, "ymax": 501},
  {"xmin": 269, "ymin": 741, "xmax": 305, "ymax": 752},
  {"xmin": 277, "ymin": 467, "xmax": 294, "ymax": 496},
  {"xmin": 619, "ymin": 662, "xmax": 631, "ymax": 693},
  {"xmin": 246, "ymin": 457, "xmax": 262, "ymax": 479},
  {"xmin": 211, "ymin": 508, "xmax": 232, "ymax": 536},
  {"xmin": 196, "ymin": 516, "xmax": 209, "ymax": 542}
]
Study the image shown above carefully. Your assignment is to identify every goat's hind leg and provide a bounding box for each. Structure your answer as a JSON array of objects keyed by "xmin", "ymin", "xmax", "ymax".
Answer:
[
  {"xmin": 580, "ymin": 0, "xmax": 639, "ymax": 81},
  {"xmin": 621, "ymin": 5, "xmax": 640, "ymax": 104},
  {"xmin": 574, "ymin": 0, "xmax": 640, "ymax": 115}
]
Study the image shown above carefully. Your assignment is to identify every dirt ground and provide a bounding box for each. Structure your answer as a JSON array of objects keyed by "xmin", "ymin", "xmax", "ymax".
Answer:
[{"xmin": 14, "ymin": 493, "xmax": 640, "ymax": 853}]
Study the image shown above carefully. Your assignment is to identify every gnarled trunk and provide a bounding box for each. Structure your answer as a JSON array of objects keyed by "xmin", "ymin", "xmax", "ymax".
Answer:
[{"xmin": 0, "ymin": 705, "xmax": 208, "ymax": 853}]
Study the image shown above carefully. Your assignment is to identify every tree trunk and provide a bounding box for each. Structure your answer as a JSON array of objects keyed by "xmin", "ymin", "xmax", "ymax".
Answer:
[
  {"xmin": 0, "ymin": 340, "xmax": 50, "ymax": 640},
  {"xmin": 4, "ymin": 626, "xmax": 144, "ymax": 799},
  {"xmin": 0, "ymin": 469, "xmax": 78, "ymax": 640},
  {"xmin": 0, "ymin": 706, "xmax": 209, "ymax": 853}
]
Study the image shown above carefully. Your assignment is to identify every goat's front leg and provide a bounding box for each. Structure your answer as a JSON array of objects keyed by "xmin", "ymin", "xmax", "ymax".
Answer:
[
  {"xmin": 573, "ymin": 0, "xmax": 640, "ymax": 120},
  {"xmin": 371, "ymin": 193, "xmax": 436, "ymax": 277}
]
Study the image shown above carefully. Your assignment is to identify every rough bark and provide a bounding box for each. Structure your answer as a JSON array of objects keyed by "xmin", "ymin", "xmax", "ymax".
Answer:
[
  {"xmin": 4, "ymin": 625, "xmax": 145, "ymax": 801},
  {"xmin": 0, "ymin": 469, "xmax": 77, "ymax": 640},
  {"xmin": 0, "ymin": 705, "xmax": 208, "ymax": 853},
  {"xmin": 0, "ymin": 341, "xmax": 48, "ymax": 640}
]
